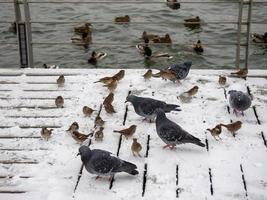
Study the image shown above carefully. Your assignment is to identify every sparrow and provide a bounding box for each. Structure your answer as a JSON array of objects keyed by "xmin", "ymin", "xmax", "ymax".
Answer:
[
  {"xmin": 113, "ymin": 125, "xmax": 137, "ymax": 139},
  {"xmin": 66, "ymin": 122, "xmax": 79, "ymax": 132},
  {"xmin": 103, "ymin": 92, "xmax": 114, "ymax": 106},
  {"xmin": 104, "ymin": 103, "xmax": 116, "ymax": 114},
  {"xmin": 112, "ymin": 70, "xmax": 125, "ymax": 82},
  {"xmin": 41, "ymin": 127, "xmax": 53, "ymax": 141},
  {"xmin": 94, "ymin": 115, "xmax": 105, "ymax": 128},
  {"xmin": 143, "ymin": 69, "xmax": 152, "ymax": 81},
  {"xmin": 56, "ymin": 75, "xmax": 65, "ymax": 87},
  {"xmin": 230, "ymin": 68, "xmax": 248, "ymax": 78},
  {"xmin": 103, "ymin": 80, "xmax": 118, "ymax": 92},
  {"xmin": 71, "ymin": 130, "xmax": 90, "ymax": 144},
  {"xmin": 153, "ymin": 70, "xmax": 177, "ymax": 82},
  {"xmin": 94, "ymin": 127, "xmax": 104, "ymax": 141},
  {"xmin": 94, "ymin": 76, "xmax": 114, "ymax": 84},
  {"xmin": 184, "ymin": 86, "xmax": 199, "ymax": 97},
  {"xmin": 83, "ymin": 106, "xmax": 95, "ymax": 117},
  {"xmin": 207, "ymin": 124, "xmax": 222, "ymax": 141},
  {"xmin": 55, "ymin": 96, "xmax": 64, "ymax": 108},
  {"xmin": 219, "ymin": 75, "xmax": 227, "ymax": 86},
  {"xmin": 131, "ymin": 138, "xmax": 142, "ymax": 157},
  {"xmin": 220, "ymin": 121, "xmax": 242, "ymax": 136}
]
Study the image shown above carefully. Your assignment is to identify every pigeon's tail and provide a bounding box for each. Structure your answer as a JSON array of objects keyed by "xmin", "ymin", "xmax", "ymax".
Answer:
[
  {"xmin": 184, "ymin": 134, "xmax": 205, "ymax": 147},
  {"xmin": 121, "ymin": 161, "xmax": 139, "ymax": 175},
  {"xmin": 164, "ymin": 104, "xmax": 181, "ymax": 112}
]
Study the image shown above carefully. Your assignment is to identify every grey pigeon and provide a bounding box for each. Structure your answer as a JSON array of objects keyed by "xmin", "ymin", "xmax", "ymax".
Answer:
[
  {"xmin": 228, "ymin": 90, "xmax": 252, "ymax": 116},
  {"xmin": 78, "ymin": 146, "xmax": 138, "ymax": 179},
  {"xmin": 168, "ymin": 61, "xmax": 192, "ymax": 83},
  {"xmin": 126, "ymin": 95, "xmax": 181, "ymax": 121},
  {"xmin": 155, "ymin": 108, "xmax": 205, "ymax": 149}
]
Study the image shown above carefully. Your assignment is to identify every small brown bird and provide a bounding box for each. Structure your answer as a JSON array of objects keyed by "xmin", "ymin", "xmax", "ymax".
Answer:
[
  {"xmin": 74, "ymin": 23, "xmax": 92, "ymax": 35},
  {"xmin": 95, "ymin": 127, "xmax": 104, "ymax": 141},
  {"xmin": 56, "ymin": 75, "xmax": 65, "ymax": 87},
  {"xmin": 41, "ymin": 127, "xmax": 53, "ymax": 141},
  {"xmin": 230, "ymin": 68, "xmax": 248, "ymax": 78},
  {"xmin": 71, "ymin": 130, "xmax": 90, "ymax": 144},
  {"xmin": 103, "ymin": 92, "xmax": 114, "ymax": 106},
  {"xmin": 113, "ymin": 125, "xmax": 137, "ymax": 139},
  {"xmin": 94, "ymin": 76, "xmax": 114, "ymax": 84},
  {"xmin": 207, "ymin": 124, "xmax": 222, "ymax": 141},
  {"xmin": 142, "ymin": 31, "xmax": 159, "ymax": 41},
  {"xmin": 143, "ymin": 69, "xmax": 152, "ymax": 81},
  {"xmin": 220, "ymin": 121, "xmax": 242, "ymax": 136},
  {"xmin": 112, "ymin": 70, "xmax": 125, "ymax": 82},
  {"xmin": 152, "ymin": 34, "xmax": 172, "ymax": 43},
  {"xmin": 66, "ymin": 122, "xmax": 79, "ymax": 132},
  {"xmin": 104, "ymin": 103, "xmax": 116, "ymax": 114},
  {"xmin": 94, "ymin": 115, "xmax": 105, "ymax": 128},
  {"xmin": 131, "ymin": 138, "xmax": 142, "ymax": 157},
  {"xmin": 55, "ymin": 96, "xmax": 64, "ymax": 108},
  {"xmin": 83, "ymin": 106, "xmax": 95, "ymax": 117},
  {"xmin": 218, "ymin": 75, "xmax": 227, "ymax": 86},
  {"xmin": 115, "ymin": 15, "xmax": 130, "ymax": 23},
  {"xmin": 184, "ymin": 86, "xmax": 199, "ymax": 97},
  {"xmin": 153, "ymin": 70, "xmax": 177, "ymax": 82},
  {"xmin": 103, "ymin": 79, "xmax": 118, "ymax": 92}
]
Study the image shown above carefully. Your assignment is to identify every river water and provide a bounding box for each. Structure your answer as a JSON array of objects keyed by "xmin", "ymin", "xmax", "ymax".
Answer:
[{"xmin": 0, "ymin": 0, "xmax": 266, "ymax": 69}]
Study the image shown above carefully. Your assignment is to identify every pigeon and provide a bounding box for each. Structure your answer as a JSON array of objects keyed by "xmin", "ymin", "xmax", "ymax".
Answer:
[
  {"xmin": 167, "ymin": 61, "xmax": 192, "ymax": 84},
  {"xmin": 126, "ymin": 95, "xmax": 181, "ymax": 121},
  {"xmin": 207, "ymin": 124, "xmax": 222, "ymax": 140},
  {"xmin": 220, "ymin": 121, "xmax": 242, "ymax": 136},
  {"xmin": 155, "ymin": 108, "xmax": 205, "ymax": 149},
  {"xmin": 228, "ymin": 90, "xmax": 252, "ymax": 116},
  {"xmin": 131, "ymin": 138, "xmax": 142, "ymax": 157},
  {"xmin": 78, "ymin": 145, "xmax": 139, "ymax": 180}
]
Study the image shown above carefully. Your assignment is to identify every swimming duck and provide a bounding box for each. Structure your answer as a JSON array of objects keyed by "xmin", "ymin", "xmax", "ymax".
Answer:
[
  {"xmin": 252, "ymin": 32, "xmax": 267, "ymax": 43},
  {"xmin": 115, "ymin": 15, "xmax": 130, "ymax": 23},
  {"xmin": 152, "ymin": 34, "xmax": 172, "ymax": 44},
  {"xmin": 43, "ymin": 64, "xmax": 59, "ymax": 69},
  {"xmin": 184, "ymin": 16, "xmax": 201, "ymax": 28},
  {"xmin": 166, "ymin": 0, "xmax": 180, "ymax": 10},
  {"xmin": 74, "ymin": 23, "xmax": 92, "ymax": 35},
  {"xmin": 88, "ymin": 51, "xmax": 107, "ymax": 65},
  {"xmin": 193, "ymin": 40, "xmax": 204, "ymax": 53},
  {"xmin": 71, "ymin": 32, "xmax": 92, "ymax": 48},
  {"xmin": 142, "ymin": 31, "xmax": 159, "ymax": 41}
]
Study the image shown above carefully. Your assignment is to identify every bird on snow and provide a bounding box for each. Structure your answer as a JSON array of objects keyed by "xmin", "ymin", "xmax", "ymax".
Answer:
[
  {"xmin": 113, "ymin": 125, "xmax": 137, "ymax": 139},
  {"xmin": 55, "ymin": 96, "xmax": 64, "ymax": 108},
  {"xmin": 206, "ymin": 124, "xmax": 222, "ymax": 141},
  {"xmin": 41, "ymin": 127, "xmax": 53, "ymax": 141},
  {"xmin": 220, "ymin": 121, "xmax": 242, "ymax": 136},
  {"xmin": 78, "ymin": 145, "xmax": 138, "ymax": 180},
  {"xmin": 66, "ymin": 122, "xmax": 79, "ymax": 132},
  {"xmin": 155, "ymin": 108, "xmax": 205, "ymax": 149},
  {"xmin": 131, "ymin": 138, "xmax": 142, "ymax": 157},
  {"xmin": 228, "ymin": 90, "xmax": 252, "ymax": 116},
  {"xmin": 230, "ymin": 68, "xmax": 248, "ymax": 79},
  {"xmin": 125, "ymin": 95, "xmax": 181, "ymax": 121},
  {"xmin": 56, "ymin": 75, "xmax": 65, "ymax": 87}
]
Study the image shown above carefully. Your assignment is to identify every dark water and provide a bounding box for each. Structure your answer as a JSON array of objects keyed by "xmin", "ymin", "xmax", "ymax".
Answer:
[{"xmin": 0, "ymin": 0, "xmax": 266, "ymax": 69}]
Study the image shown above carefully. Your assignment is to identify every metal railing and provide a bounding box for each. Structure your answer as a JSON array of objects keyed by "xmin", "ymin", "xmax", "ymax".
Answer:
[{"xmin": 0, "ymin": 0, "xmax": 266, "ymax": 68}]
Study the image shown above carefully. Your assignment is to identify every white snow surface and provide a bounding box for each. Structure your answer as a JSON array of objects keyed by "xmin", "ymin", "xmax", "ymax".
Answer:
[{"xmin": 0, "ymin": 69, "xmax": 266, "ymax": 200}]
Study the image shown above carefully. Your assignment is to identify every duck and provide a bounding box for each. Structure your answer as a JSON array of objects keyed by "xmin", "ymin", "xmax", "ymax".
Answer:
[
  {"xmin": 193, "ymin": 40, "xmax": 204, "ymax": 53},
  {"xmin": 142, "ymin": 31, "xmax": 159, "ymax": 41},
  {"xmin": 152, "ymin": 34, "xmax": 172, "ymax": 44},
  {"xmin": 166, "ymin": 0, "xmax": 181, "ymax": 10},
  {"xmin": 43, "ymin": 63, "xmax": 59, "ymax": 69},
  {"xmin": 252, "ymin": 32, "xmax": 267, "ymax": 43},
  {"xmin": 74, "ymin": 23, "xmax": 92, "ymax": 35},
  {"xmin": 184, "ymin": 16, "xmax": 201, "ymax": 28},
  {"xmin": 88, "ymin": 51, "xmax": 107, "ymax": 65},
  {"xmin": 71, "ymin": 32, "xmax": 92, "ymax": 46},
  {"xmin": 136, "ymin": 38, "xmax": 173, "ymax": 60},
  {"xmin": 114, "ymin": 15, "xmax": 130, "ymax": 23}
]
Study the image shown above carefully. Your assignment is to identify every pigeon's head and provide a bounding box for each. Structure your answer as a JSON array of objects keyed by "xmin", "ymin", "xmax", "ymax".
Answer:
[
  {"xmin": 228, "ymin": 90, "xmax": 237, "ymax": 95},
  {"xmin": 184, "ymin": 61, "xmax": 192, "ymax": 69},
  {"xmin": 77, "ymin": 145, "xmax": 91, "ymax": 157},
  {"xmin": 125, "ymin": 95, "xmax": 137, "ymax": 103}
]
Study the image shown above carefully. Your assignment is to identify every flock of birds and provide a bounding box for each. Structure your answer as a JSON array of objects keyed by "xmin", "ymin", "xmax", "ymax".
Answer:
[{"xmin": 39, "ymin": 62, "xmax": 252, "ymax": 180}]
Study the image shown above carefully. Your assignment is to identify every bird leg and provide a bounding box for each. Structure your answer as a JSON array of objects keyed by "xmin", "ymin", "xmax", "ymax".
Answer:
[
  {"xmin": 163, "ymin": 144, "xmax": 175, "ymax": 149},
  {"xmin": 138, "ymin": 153, "xmax": 142, "ymax": 157},
  {"xmin": 95, "ymin": 176, "xmax": 101, "ymax": 180},
  {"xmin": 109, "ymin": 176, "xmax": 114, "ymax": 182},
  {"xmin": 176, "ymin": 80, "xmax": 181, "ymax": 86}
]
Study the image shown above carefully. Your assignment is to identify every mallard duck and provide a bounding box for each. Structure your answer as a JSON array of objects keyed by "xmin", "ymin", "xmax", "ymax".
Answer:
[
  {"xmin": 252, "ymin": 32, "xmax": 267, "ymax": 43},
  {"xmin": 71, "ymin": 32, "xmax": 92, "ymax": 46},
  {"xmin": 193, "ymin": 40, "xmax": 204, "ymax": 53},
  {"xmin": 184, "ymin": 16, "xmax": 201, "ymax": 28},
  {"xmin": 166, "ymin": 0, "xmax": 180, "ymax": 10},
  {"xmin": 43, "ymin": 63, "xmax": 59, "ymax": 69},
  {"xmin": 115, "ymin": 15, "xmax": 130, "ymax": 23},
  {"xmin": 74, "ymin": 23, "xmax": 92, "ymax": 35},
  {"xmin": 152, "ymin": 34, "xmax": 172, "ymax": 43},
  {"xmin": 88, "ymin": 51, "xmax": 107, "ymax": 65},
  {"xmin": 142, "ymin": 31, "xmax": 159, "ymax": 41}
]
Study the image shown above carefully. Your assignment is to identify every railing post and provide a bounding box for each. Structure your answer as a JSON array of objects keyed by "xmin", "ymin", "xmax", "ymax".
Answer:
[
  {"xmin": 235, "ymin": 0, "xmax": 244, "ymax": 70},
  {"xmin": 13, "ymin": 0, "xmax": 22, "ymax": 23},
  {"xmin": 23, "ymin": 0, "xmax": 34, "ymax": 68},
  {"xmin": 245, "ymin": 0, "xmax": 252, "ymax": 70}
]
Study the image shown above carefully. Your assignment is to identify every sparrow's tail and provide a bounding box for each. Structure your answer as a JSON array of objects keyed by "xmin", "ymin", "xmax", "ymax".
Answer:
[
  {"xmin": 164, "ymin": 104, "xmax": 181, "ymax": 112},
  {"xmin": 230, "ymin": 72, "xmax": 238, "ymax": 75},
  {"xmin": 120, "ymin": 161, "xmax": 139, "ymax": 175},
  {"xmin": 93, "ymin": 80, "xmax": 100, "ymax": 83},
  {"xmin": 113, "ymin": 130, "xmax": 121, "ymax": 133}
]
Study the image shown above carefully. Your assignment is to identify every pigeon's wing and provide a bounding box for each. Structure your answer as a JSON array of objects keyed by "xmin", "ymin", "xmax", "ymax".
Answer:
[
  {"xmin": 139, "ymin": 98, "xmax": 165, "ymax": 115},
  {"xmin": 158, "ymin": 121, "xmax": 183, "ymax": 142}
]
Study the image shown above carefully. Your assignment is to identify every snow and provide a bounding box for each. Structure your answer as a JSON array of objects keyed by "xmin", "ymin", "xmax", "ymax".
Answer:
[{"xmin": 0, "ymin": 69, "xmax": 266, "ymax": 200}]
